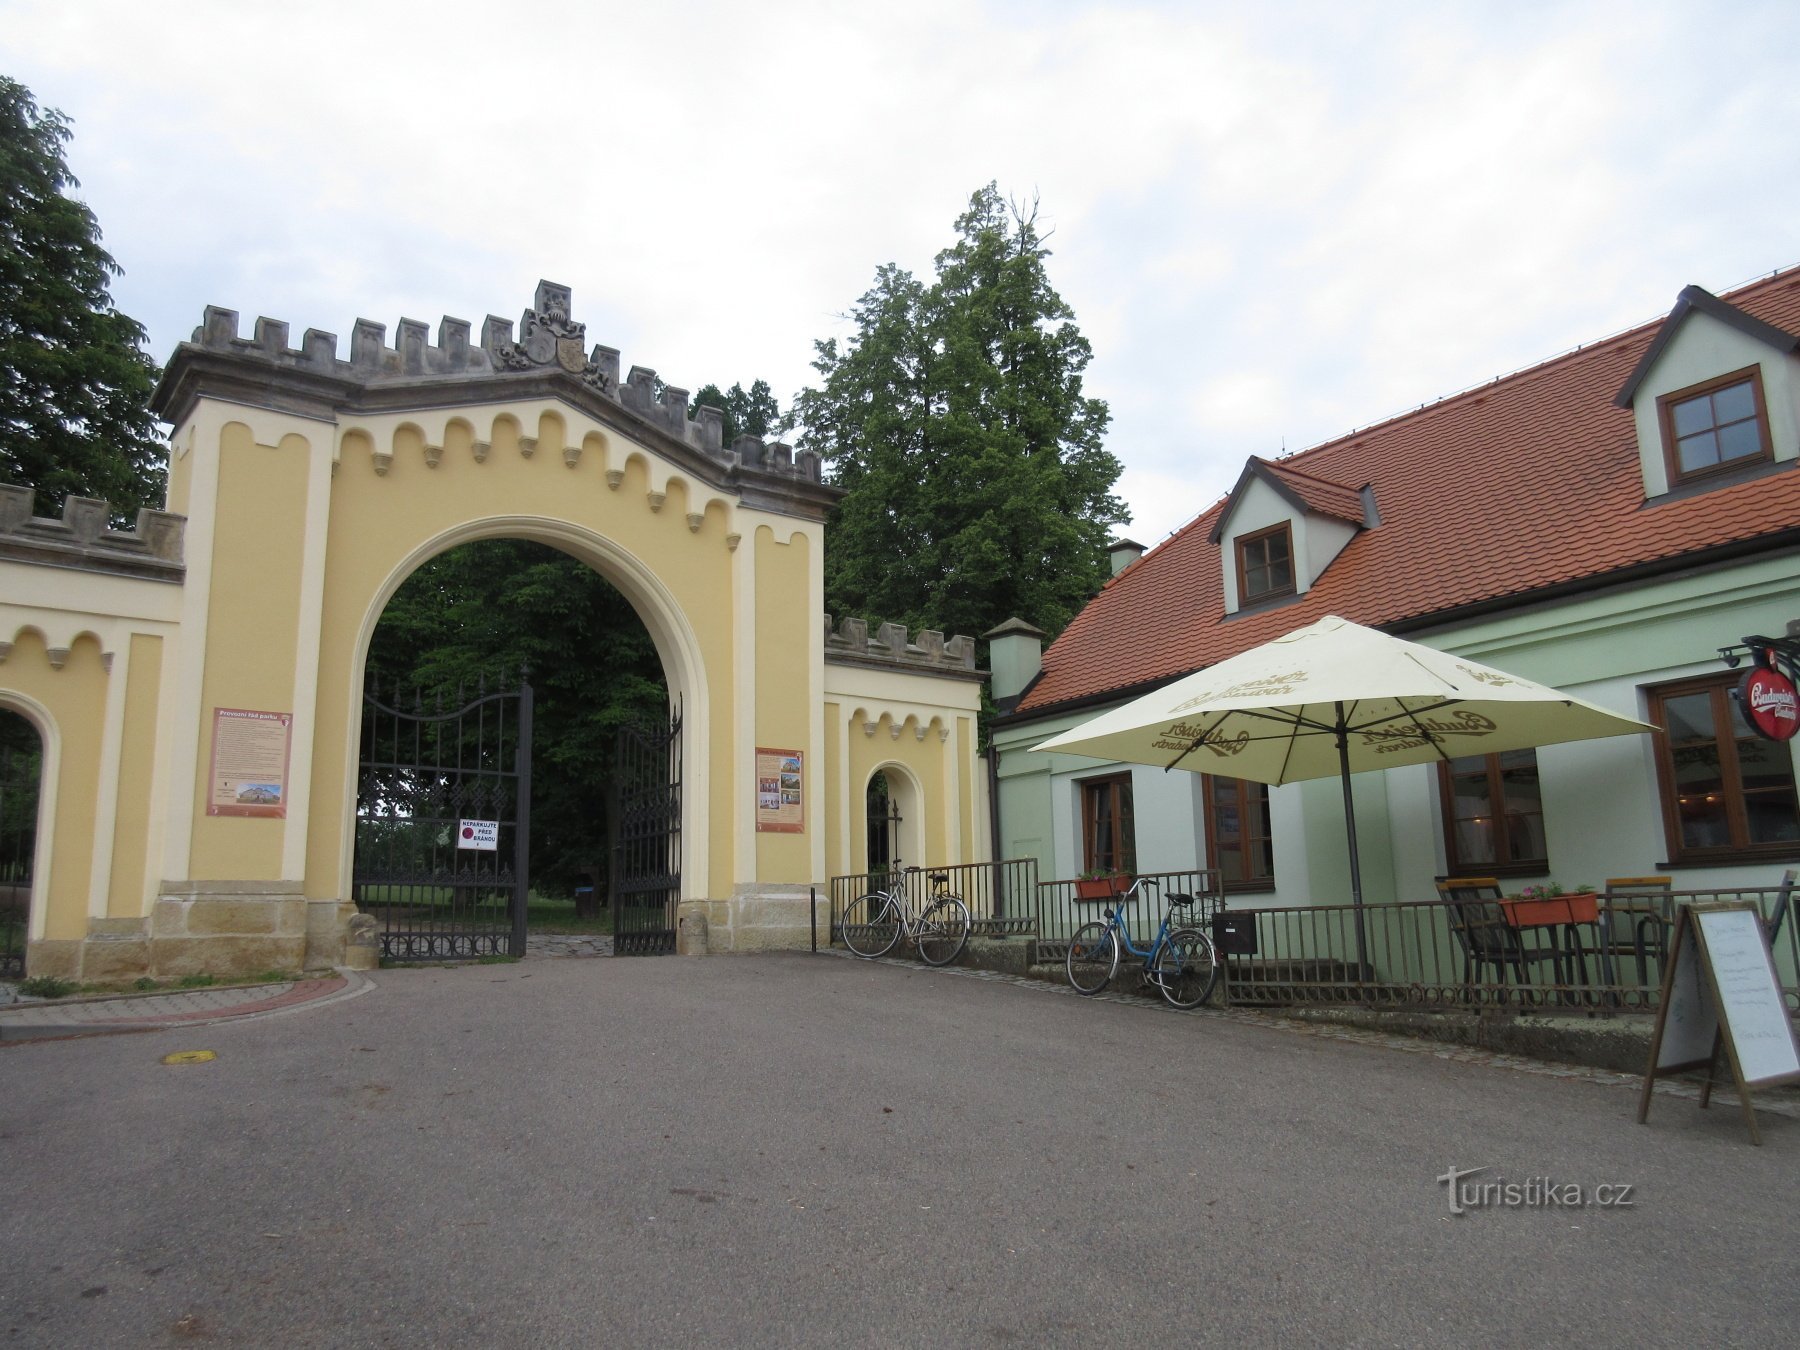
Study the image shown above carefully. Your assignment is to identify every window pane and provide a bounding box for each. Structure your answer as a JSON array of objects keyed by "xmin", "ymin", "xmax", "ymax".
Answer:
[
  {"xmin": 1455, "ymin": 818, "xmax": 1496, "ymax": 866},
  {"xmin": 1711, "ymin": 380, "xmax": 1755, "ymax": 424},
  {"xmin": 1677, "ymin": 431, "xmax": 1720, "ymax": 473},
  {"xmin": 1671, "ymin": 395, "xmax": 1713, "ymax": 437},
  {"xmin": 1269, "ymin": 556, "xmax": 1293, "ymax": 589},
  {"xmin": 1716, "ymin": 418, "xmax": 1762, "ymax": 463},
  {"xmin": 1663, "ymin": 692, "xmax": 1715, "ymax": 743},
  {"xmin": 1747, "ymin": 788, "xmax": 1800, "ymax": 843},
  {"xmin": 1506, "ymin": 812, "xmax": 1548, "ymax": 865}
]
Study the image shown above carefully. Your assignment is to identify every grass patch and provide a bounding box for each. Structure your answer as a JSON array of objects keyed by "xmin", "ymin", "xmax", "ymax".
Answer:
[
  {"xmin": 177, "ymin": 973, "xmax": 217, "ymax": 988},
  {"xmin": 18, "ymin": 974, "xmax": 78, "ymax": 999}
]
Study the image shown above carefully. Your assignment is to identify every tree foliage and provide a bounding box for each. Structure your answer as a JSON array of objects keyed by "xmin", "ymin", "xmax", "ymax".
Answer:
[
  {"xmin": 364, "ymin": 539, "xmax": 668, "ymax": 897},
  {"xmin": 795, "ymin": 184, "xmax": 1127, "ymax": 643},
  {"xmin": 0, "ymin": 75, "xmax": 165, "ymax": 515},
  {"xmin": 690, "ymin": 378, "xmax": 783, "ymax": 443}
]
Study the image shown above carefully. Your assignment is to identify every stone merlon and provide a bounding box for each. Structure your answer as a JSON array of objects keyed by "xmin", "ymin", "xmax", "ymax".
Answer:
[
  {"xmin": 823, "ymin": 615, "xmax": 983, "ymax": 681},
  {"xmin": 151, "ymin": 280, "xmax": 838, "ymax": 521},
  {"xmin": 0, "ymin": 485, "xmax": 186, "ymax": 583}
]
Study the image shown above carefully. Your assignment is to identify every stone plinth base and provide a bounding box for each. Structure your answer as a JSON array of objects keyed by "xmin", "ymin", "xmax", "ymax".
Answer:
[
  {"xmin": 701, "ymin": 886, "xmax": 822, "ymax": 952},
  {"xmin": 148, "ymin": 881, "xmax": 307, "ymax": 978}
]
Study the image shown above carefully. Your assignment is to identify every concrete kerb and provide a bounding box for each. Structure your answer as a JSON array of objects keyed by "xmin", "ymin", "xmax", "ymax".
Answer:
[{"xmin": 0, "ymin": 967, "xmax": 375, "ymax": 1042}]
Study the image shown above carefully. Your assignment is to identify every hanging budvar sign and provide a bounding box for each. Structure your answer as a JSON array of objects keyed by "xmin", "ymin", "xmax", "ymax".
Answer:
[{"xmin": 1741, "ymin": 665, "xmax": 1799, "ymax": 742}]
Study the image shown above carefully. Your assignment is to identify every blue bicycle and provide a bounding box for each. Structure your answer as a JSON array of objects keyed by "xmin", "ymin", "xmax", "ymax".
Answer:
[{"xmin": 1065, "ymin": 876, "xmax": 1220, "ymax": 1008}]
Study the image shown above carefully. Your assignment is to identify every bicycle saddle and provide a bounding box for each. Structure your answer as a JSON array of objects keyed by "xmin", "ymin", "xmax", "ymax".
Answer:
[
  {"xmin": 1167, "ymin": 892, "xmax": 1195, "ymax": 906},
  {"xmin": 928, "ymin": 872, "xmax": 949, "ymax": 885}
]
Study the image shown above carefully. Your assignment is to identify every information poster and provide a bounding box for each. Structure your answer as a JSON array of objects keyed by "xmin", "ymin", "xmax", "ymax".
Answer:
[
  {"xmin": 755, "ymin": 747, "xmax": 804, "ymax": 833},
  {"xmin": 206, "ymin": 707, "xmax": 293, "ymax": 818}
]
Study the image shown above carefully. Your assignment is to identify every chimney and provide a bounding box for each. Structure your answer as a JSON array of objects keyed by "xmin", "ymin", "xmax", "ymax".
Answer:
[
  {"xmin": 984, "ymin": 617, "xmax": 1045, "ymax": 711},
  {"xmin": 1108, "ymin": 537, "xmax": 1146, "ymax": 575}
]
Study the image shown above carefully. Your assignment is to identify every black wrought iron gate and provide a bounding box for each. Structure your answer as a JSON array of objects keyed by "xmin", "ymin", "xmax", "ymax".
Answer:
[
  {"xmin": 610, "ymin": 705, "xmax": 681, "ymax": 955},
  {"xmin": 353, "ymin": 676, "xmax": 532, "ymax": 961},
  {"xmin": 0, "ymin": 712, "xmax": 39, "ymax": 979}
]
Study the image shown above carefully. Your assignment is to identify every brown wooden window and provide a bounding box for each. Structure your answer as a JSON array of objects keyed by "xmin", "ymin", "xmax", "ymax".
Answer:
[
  {"xmin": 1657, "ymin": 366, "xmax": 1773, "ymax": 486},
  {"xmin": 1203, "ymin": 775, "xmax": 1274, "ymax": 891},
  {"xmin": 1437, "ymin": 750, "xmax": 1547, "ymax": 877},
  {"xmin": 1234, "ymin": 523, "xmax": 1295, "ymax": 604},
  {"xmin": 1080, "ymin": 774, "xmax": 1136, "ymax": 875},
  {"xmin": 1649, "ymin": 673, "xmax": 1800, "ymax": 863}
]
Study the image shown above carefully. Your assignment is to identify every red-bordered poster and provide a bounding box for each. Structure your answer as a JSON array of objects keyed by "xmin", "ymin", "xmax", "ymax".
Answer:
[
  {"xmin": 206, "ymin": 707, "xmax": 293, "ymax": 818},
  {"xmin": 755, "ymin": 747, "xmax": 804, "ymax": 833}
]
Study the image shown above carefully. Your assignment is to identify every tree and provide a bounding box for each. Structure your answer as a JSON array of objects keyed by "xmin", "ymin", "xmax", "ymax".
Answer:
[
  {"xmin": 794, "ymin": 184, "xmax": 1127, "ymax": 644},
  {"xmin": 690, "ymin": 379, "xmax": 783, "ymax": 444},
  {"xmin": 0, "ymin": 75, "xmax": 165, "ymax": 515}
]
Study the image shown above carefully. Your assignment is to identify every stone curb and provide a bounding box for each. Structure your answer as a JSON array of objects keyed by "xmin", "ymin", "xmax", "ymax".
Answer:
[{"xmin": 0, "ymin": 968, "xmax": 374, "ymax": 1043}]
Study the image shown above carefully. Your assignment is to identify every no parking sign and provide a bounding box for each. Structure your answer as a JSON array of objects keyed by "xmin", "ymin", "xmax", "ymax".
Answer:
[{"xmin": 458, "ymin": 819, "xmax": 498, "ymax": 851}]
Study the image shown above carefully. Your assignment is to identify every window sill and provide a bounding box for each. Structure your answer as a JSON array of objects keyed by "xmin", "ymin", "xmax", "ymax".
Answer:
[{"xmin": 1656, "ymin": 848, "xmax": 1800, "ymax": 871}]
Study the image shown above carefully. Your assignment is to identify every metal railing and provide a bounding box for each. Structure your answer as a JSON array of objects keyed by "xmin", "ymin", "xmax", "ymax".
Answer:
[
  {"xmin": 1213, "ymin": 884, "xmax": 1800, "ymax": 1014},
  {"xmin": 1034, "ymin": 869, "xmax": 1225, "ymax": 957},
  {"xmin": 825, "ymin": 859, "xmax": 1040, "ymax": 946}
]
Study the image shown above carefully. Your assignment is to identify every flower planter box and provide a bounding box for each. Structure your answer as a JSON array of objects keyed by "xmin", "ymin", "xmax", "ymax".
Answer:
[
  {"xmin": 1075, "ymin": 875, "xmax": 1130, "ymax": 902},
  {"xmin": 1499, "ymin": 891, "xmax": 1598, "ymax": 928}
]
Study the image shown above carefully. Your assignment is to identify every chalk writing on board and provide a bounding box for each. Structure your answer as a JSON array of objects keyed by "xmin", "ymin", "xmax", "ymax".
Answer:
[{"xmin": 1695, "ymin": 907, "xmax": 1800, "ymax": 1085}]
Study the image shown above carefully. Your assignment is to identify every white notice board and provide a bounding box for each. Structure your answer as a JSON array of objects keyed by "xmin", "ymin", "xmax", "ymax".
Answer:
[
  {"xmin": 1655, "ymin": 915, "xmax": 1718, "ymax": 1072},
  {"xmin": 1693, "ymin": 906, "xmax": 1800, "ymax": 1085}
]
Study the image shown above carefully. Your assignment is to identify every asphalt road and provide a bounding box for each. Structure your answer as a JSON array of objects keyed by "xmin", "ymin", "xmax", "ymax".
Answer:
[{"xmin": 2, "ymin": 952, "xmax": 1795, "ymax": 1348}]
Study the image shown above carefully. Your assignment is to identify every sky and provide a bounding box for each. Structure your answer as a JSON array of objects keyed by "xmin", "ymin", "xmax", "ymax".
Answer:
[{"xmin": 4, "ymin": 0, "xmax": 1798, "ymax": 550}]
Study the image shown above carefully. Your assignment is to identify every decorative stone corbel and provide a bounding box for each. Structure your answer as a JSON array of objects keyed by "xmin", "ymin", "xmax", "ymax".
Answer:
[
  {"xmin": 472, "ymin": 439, "xmax": 491, "ymax": 463},
  {"xmin": 0, "ymin": 641, "xmax": 11, "ymax": 663},
  {"xmin": 725, "ymin": 532, "xmax": 741, "ymax": 552},
  {"xmin": 606, "ymin": 469, "xmax": 624, "ymax": 490},
  {"xmin": 519, "ymin": 436, "xmax": 538, "ymax": 458},
  {"xmin": 862, "ymin": 719, "xmax": 878, "ymax": 737},
  {"xmin": 938, "ymin": 727, "xmax": 951, "ymax": 742},
  {"xmin": 423, "ymin": 443, "xmax": 443, "ymax": 469},
  {"xmin": 101, "ymin": 651, "xmax": 114, "ymax": 673},
  {"xmin": 563, "ymin": 444, "xmax": 581, "ymax": 469},
  {"xmin": 46, "ymin": 646, "xmax": 70, "ymax": 670},
  {"xmin": 888, "ymin": 722, "xmax": 901, "ymax": 740},
  {"xmin": 372, "ymin": 448, "xmax": 393, "ymax": 477},
  {"xmin": 686, "ymin": 512, "xmax": 704, "ymax": 533},
  {"xmin": 914, "ymin": 724, "xmax": 926, "ymax": 741},
  {"xmin": 646, "ymin": 490, "xmax": 666, "ymax": 513}
]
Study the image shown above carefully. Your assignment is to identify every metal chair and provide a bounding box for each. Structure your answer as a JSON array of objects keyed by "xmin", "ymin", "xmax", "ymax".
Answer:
[
  {"xmin": 1598, "ymin": 876, "xmax": 1674, "ymax": 990},
  {"xmin": 1435, "ymin": 876, "xmax": 1563, "ymax": 1001}
]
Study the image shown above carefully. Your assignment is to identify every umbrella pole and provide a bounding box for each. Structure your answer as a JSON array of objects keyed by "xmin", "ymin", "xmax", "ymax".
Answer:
[{"xmin": 1335, "ymin": 702, "xmax": 1370, "ymax": 987}]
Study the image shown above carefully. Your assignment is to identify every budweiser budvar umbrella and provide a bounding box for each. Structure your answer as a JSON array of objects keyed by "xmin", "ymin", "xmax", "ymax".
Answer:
[{"xmin": 1032, "ymin": 615, "xmax": 1655, "ymax": 969}]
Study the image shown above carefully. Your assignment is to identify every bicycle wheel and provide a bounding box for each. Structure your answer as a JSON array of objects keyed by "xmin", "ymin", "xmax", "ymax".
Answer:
[
  {"xmin": 840, "ymin": 892, "xmax": 901, "ymax": 958},
  {"xmin": 914, "ymin": 894, "xmax": 971, "ymax": 967},
  {"xmin": 1153, "ymin": 926, "xmax": 1220, "ymax": 1009},
  {"xmin": 1066, "ymin": 921, "xmax": 1119, "ymax": 995}
]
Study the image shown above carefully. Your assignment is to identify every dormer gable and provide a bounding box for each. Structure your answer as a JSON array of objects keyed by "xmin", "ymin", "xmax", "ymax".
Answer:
[
  {"xmin": 1614, "ymin": 285, "xmax": 1800, "ymax": 499},
  {"xmin": 1207, "ymin": 456, "xmax": 1372, "ymax": 614}
]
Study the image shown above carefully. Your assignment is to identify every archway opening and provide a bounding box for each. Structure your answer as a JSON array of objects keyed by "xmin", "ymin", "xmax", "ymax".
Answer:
[
  {"xmin": 866, "ymin": 770, "xmax": 899, "ymax": 875},
  {"xmin": 0, "ymin": 707, "xmax": 42, "ymax": 978},
  {"xmin": 357, "ymin": 537, "xmax": 672, "ymax": 958}
]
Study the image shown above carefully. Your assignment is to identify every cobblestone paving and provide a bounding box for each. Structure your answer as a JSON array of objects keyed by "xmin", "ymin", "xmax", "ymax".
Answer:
[
  {"xmin": 821, "ymin": 948, "xmax": 1800, "ymax": 1120},
  {"xmin": 525, "ymin": 932, "xmax": 614, "ymax": 958}
]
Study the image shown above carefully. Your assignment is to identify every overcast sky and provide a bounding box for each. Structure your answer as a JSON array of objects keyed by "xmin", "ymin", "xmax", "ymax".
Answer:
[{"xmin": 4, "ymin": 0, "xmax": 1797, "ymax": 548}]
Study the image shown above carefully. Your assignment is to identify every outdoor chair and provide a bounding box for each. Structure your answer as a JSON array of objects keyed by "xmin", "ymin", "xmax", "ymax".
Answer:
[
  {"xmin": 1598, "ymin": 876, "xmax": 1674, "ymax": 991},
  {"xmin": 1435, "ymin": 876, "xmax": 1565, "ymax": 1003}
]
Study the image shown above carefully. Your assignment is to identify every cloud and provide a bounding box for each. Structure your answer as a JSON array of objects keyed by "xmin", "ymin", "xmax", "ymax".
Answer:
[{"xmin": 2, "ymin": 0, "xmax": 1796, "ymax": 559}]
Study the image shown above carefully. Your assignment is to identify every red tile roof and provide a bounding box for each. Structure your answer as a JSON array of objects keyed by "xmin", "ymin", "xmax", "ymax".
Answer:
[{"xmin": 1018, "ymin": 267, "xmax": 1800, "ymax": 716}]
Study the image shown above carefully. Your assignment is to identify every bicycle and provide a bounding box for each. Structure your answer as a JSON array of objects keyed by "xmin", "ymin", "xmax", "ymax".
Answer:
[
  {"xmin": 840, "ymin": 863, "xmax": 972, "ymax": 966},
  {"xmin": 1065, "ymin": 876, "xmax": 1220, "ymax": 1009}
]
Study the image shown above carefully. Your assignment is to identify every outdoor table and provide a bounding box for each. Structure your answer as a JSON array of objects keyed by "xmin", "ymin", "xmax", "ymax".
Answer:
[{"xmin": 1498, "ymin": 892, "xmax": 1600, "ymax": 1003}]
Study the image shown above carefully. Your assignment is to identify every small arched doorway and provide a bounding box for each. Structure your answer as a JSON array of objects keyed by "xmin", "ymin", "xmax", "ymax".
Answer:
[{"xmin": 0, "ymin": 707, "xmax": 42, "ymax": 978}]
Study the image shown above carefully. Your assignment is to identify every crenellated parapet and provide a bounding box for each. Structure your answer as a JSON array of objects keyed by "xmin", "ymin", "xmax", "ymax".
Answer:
[
  {"xmin": 152, "ymin": 280, "xmax": 835, "ymax": 519},
  {"xmin": 0, "ymin": 485, "xmax": 185, "ymax": 582},
  {"xmin": 823, "ymin": 614, "xmax": 982, "ymax": 680}
]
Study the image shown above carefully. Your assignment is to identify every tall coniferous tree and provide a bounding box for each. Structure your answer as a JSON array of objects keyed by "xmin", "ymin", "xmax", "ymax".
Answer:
[
  {"xmin": 796, "ymin": 184, "xmax": 1127, "ymax": 643},
  {"xmin": 0, "ymin": 76, "xmax": 165, "ymax": 514}
]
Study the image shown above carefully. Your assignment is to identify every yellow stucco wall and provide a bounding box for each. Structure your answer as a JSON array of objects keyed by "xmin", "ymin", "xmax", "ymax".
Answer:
[
  {"xmin": 107, "ymin": 633, "xmax": 164, "ymax": 917},
  {"xmin": 0, "ymin": 631, "xmax": 107, "ymax": 940},
  {"xmin": 754, "ymin": 526, "xmax": 813, "ymax": 880},
  {"xmin": 188, "ymin": 424, "xmax": 309, "ymax": 881}
]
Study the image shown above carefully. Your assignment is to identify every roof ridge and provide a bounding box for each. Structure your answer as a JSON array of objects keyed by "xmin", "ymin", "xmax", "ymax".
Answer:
[{"xmin": 1271, "ymin": 262, "xmax": 1800, "ymax": 473}]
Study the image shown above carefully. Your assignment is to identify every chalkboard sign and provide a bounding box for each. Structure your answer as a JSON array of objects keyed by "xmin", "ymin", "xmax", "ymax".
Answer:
[{"xmin": 1638, "ymin": 902, "xmax": 1800, "ymax": 1145}]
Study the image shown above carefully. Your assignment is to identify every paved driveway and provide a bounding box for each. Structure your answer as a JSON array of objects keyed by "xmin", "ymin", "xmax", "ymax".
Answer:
[{"xmin": 2, "ymin": 952, "xmax": 1794, "ymax": 1347}]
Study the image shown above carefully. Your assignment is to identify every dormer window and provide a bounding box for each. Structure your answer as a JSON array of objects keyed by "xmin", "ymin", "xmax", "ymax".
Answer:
[
  {"xmin": 1236, "ymin": 523, "xmax": 1295, "ymax": 603},
  {"xmin": 1659, "ymin": 366, "xmax": 1772, "ymax": 485}
]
